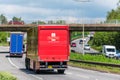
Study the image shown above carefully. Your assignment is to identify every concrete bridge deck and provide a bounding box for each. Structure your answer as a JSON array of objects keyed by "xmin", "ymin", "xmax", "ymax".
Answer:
[{"xmin": 0, "ymin": 24, "xmax": 120, "ymax": 31}]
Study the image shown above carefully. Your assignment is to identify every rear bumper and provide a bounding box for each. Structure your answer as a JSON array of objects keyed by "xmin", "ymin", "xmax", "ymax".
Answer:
[
  {"xmin": 39, "ymin": 61, "xmax": 68, "ymax": 70},
  {"xmin": 10, "ymin": 53, "xmax": 23, "ymax": 57}
]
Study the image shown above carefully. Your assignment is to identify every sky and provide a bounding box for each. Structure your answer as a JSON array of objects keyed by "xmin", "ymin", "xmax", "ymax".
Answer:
[{"xmin": 0, "ymin": 0, "xmax": 118, "ymax": 23}]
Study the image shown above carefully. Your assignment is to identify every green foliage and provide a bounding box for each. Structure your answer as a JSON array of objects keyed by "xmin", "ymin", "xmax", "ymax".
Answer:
[
  {"xmin": 69, "ymin": 62, "xmax": 120, "ymax": 74},
  {"xmin": 89, "ymin": 32, "xmax": 120, "ymax": 50},
  {"xmin": 0, "ymin": 14, "xmax": 7, "ymax": 24},
  {"xmin": 0, "ymin": 72, "xmax": 17, "ymax": 80},
  {"xmin": 71, "ymin": 32, "xmax": 82, "ymax": 40},
  {"xmin": 92, "ymin": 2, "xmax": 120, "ymax": 51},
  {"xmin": 70, "ymin": 52, "xmax": 120, "ymax": 64},
  {"xmin": 0, "ymin": 14, "xmax": 25, "ymax": 24},
  {"xmin": 92, "ymin": 32, "xmax": 117, "ymax": 45},
  {"xmin": 12, "ymin": 16, "xmax": 22, "ymax": 21},
  {"xmin": 0, "ymin": 32, "xmax": 10, "ymax": 43},
  {"xmin": 114, "ymin": 33, "xmax": 120, "ymax": 49},
  {"xmin": 71, "ymin": 32, "xmax": 89, "ymax": 40},
  {"xmin": 70, "ymin": 52, "xmax": 120, "ymax": 74},
  {"xmin": 106, "ymin": 1, "xmax": 120, "ymax": 20},
  {"xmin": 90, "ymin": 45, "xmax": 102, "ymax": 51}
]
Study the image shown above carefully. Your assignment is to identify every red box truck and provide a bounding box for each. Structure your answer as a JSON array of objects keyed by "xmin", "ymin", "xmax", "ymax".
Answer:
[{"xmin": 25, "ymin": 25, "xmax": 70, "ymax": 74}]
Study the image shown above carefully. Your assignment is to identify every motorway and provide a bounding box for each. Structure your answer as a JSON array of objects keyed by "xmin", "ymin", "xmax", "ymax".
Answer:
[
  {"xmin": 0, "ymin": 46, "xmax": 120, "ymax": 80},
  {"xmin": 71, "ymin": 37, "xmax": 99, "ymax": 54}
]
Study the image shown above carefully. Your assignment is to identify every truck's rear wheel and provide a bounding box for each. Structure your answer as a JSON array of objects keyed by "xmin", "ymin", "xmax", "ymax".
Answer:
[
  {"xmin": 34, "ymin": 69, "xmax": 40, "ymax": 74},
  {"xmin": 33, "ymin": 61, "xmax": 40, "ymax": 74},
  {"xmin": 57, "ymin": 69, "xmax": 65, "ymax": 74},
  {"xmin": 25, "ymin": 58, "xmax": 30, "ymax": 70}
]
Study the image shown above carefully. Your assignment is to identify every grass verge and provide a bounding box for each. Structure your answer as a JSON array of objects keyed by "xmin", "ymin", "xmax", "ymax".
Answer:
[
  {"xmin": 0, "ymin": 42, "xmax": 9, "ymax": 46},
  {"xmin": 70, "ymin": 52, "xmax": 120, "ymax": 64},
  {"xmin": 69, "ymin": 61, "xmax": 120, "ymax": 74},
  {"xmin": 70, "ymin": 52, "xmax": 120, "ymax": 74},
  {"xmin": 0, "ymin": 72, "xmax": 17, "ymax": 80}
]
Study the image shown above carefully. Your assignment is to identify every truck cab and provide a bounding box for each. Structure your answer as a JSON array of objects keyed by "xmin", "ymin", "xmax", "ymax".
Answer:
[{"xmin": 102, "ymin": 45, "xmax": 116, "ymax": 58}]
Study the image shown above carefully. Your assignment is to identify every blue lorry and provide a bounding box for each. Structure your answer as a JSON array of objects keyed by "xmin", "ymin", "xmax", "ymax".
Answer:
[{"xmin": 10, "ymin": 32, "xmax": 24, "ymax": 57}]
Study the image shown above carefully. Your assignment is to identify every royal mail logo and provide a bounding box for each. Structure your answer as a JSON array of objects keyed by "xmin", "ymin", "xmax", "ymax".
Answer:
[{"xmin": 48, "ymin": 33, "xmax": 59, "ymax": 41}]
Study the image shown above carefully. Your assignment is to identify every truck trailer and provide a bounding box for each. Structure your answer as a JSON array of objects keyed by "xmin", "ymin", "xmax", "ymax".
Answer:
[
  {"xmin": 25, "ymin": 25, "xmax": 70, "ymax": 74},
  {"xmin": 10, "ymin": 32, "xmax": 24, "ymax": 57}
]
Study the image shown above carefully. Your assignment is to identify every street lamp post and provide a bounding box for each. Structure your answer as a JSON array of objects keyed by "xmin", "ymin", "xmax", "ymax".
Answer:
[
  {"xmin": 74, "ymin": 0, "xmax": 91, "ymax": 55},
  {"xmin": 82, "ymin": 23, "xmax": 85, "ymax": 55}
]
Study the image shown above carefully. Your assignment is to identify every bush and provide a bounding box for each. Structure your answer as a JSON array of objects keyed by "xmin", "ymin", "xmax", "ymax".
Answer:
[{"xmin": 70, "ymin": 52, "xmax": 120, "ymax": 64}]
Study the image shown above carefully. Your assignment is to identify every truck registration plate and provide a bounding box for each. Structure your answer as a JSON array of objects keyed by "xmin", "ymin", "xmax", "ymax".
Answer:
[{"xmin": 48, "ymin": 65, "xmax": 52, "ymax": 69}]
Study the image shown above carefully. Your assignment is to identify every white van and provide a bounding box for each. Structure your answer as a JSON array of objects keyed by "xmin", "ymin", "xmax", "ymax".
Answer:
[{"xmin": 102, "ymin": 45, "xmax": 116, "ymax": 58}]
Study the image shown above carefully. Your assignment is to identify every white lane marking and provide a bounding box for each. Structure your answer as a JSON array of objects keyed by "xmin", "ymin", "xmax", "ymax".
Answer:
[
  {"xmin": 67, "ymin": 72, "xmax": 90, "ymax": 79},
  {"xmin": 75, "ymin": 74, "xmax": 89, "ymax": 79},
  {"xmin": 65, "ymin": 72, "xmax": 72, "ymax": 75},
  {"xmin": 8, "ymin": 57, "xmax": 19, "ymax": 69},
  {"xmin": 67, "ymin": 67, "xmax": 90, "ymax": 79},
  {"xmin": 8, "ymin": 57, "xmax": 44, "ymax": 80},
  {"xmin": 31, "ymin": 75, "xmax": 43, "ymax": 80},
  {"xmin": 69, "ymin": 66, "xmax": 94, "ymax": 73},
  {"xmin": 65, "ymin": 71, "xmax": 89, "ymax": 79}
]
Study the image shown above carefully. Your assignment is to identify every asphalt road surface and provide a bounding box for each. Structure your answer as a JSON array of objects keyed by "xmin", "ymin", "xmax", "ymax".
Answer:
[
  {"xmin": 71, "ymin": 37, "xmax": 99, "ymax": 54},
  {"xmin": 0, "ymin": 46, "xmax": 120, "ymax": 80}
]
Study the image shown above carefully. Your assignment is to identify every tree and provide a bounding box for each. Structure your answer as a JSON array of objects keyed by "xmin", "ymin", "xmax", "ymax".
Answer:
[
  {"xmin": 0, "ymin": 32, "xmax": 9, "ymax": 43},
  {"xmin": 0, "ymin": 14, "xmax": 7, "ymax": 24},
  {"xmin": 9, "ymin": 16, "xmax": 24, "ymax": 25},
  {"xmin": 12, "ymin": 16, "xmax": 22, "ymax": 21},
  {"xmin": 106, "ymin": 3, "xmax": 120, "ymax": 20},
  {"xmin": 91, "ymin": 1, "xmax": 120, "ymax": 50}
]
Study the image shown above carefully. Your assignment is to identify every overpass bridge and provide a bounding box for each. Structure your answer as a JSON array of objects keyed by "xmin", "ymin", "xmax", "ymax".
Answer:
[
  {"xmin": 0, "ymin": 25, "xmax": 34, "ymax": 32},
  {"xmin": 0, "ymin": 24, "xmax": 120, "ymax": 32},
  {"xmin": 69, "ymin": 24, "xmax": 120, "ymax": 31}
]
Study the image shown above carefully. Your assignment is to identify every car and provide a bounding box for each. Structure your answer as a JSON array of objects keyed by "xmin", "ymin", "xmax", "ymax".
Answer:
[
  {"xmin": 71, "ymin": 42, "xmax": 76, "ymax": 47},
  {"xmin": 79, "ymin": 39, "xmax": 86, "ymax": 44},
  {"xmin": 79, "ymin": 39, "xmax": 83, "ymax": 44},
  {"xmin": 84, "ymin": 44, "xmax": 90, "ymax": 50},
  {"xmin": 115, "ymin": 50, "xmax": 120, "ymax": 59},
  {"xmin": 115, "ymin": 53, "xmax": 120, "ymax": 59}
]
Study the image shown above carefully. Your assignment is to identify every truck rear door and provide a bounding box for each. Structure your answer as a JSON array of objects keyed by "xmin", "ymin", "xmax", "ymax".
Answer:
[
  {"xmin": 38, "ymin": 26, "xmax": 69, "ymax": 62},
  {"xmin": 10, "ymin": 34, "xmax": 23, "ymax": 53}
]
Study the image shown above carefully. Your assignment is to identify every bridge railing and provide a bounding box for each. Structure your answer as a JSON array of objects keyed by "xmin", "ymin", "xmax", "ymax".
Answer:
[
  {"xmin": 65, "ymin": 19, "xmax": 120, "ymax": 24},
  {"xmin": 1, "ymin": 19, "xmax": 120, "ymax": 25}
]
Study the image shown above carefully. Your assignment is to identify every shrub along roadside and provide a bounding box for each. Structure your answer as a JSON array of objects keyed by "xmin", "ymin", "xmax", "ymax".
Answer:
[
  {"xmin": 70, "ymin": 52, "xmax": 120, "ymax": 64},
  {"xmin": 68, "ymin": 61, "xmax": 120, "ymax": 74},
  {"xmin": 0, "ymin": 72, "xmax": 17, "ymax": 80},
  {"xmin": 70, "ymin": 52, "xmax": 120, "ymax": 74}
]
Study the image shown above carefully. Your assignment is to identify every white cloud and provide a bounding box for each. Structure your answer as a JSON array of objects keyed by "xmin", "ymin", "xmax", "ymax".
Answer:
[
  {"xmin": 0, "ymin": 4, "xmax": 51, "ymax": 15},
  {"xmin": 94, "ymin": 0, "xmax": 118, "ymax": 9},
  {"xmin": 0, "ymin": 0, "xmax": 119, "ymax": 21},
  {"xmin": 0, "ymin": 4, "xmax": 80, "ymax": 19}
]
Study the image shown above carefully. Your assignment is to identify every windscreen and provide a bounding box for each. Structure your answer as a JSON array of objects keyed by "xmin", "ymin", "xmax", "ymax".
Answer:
[{"xmin": 106, "ymin": 48, "xmax": 115, "ymax": 52}]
